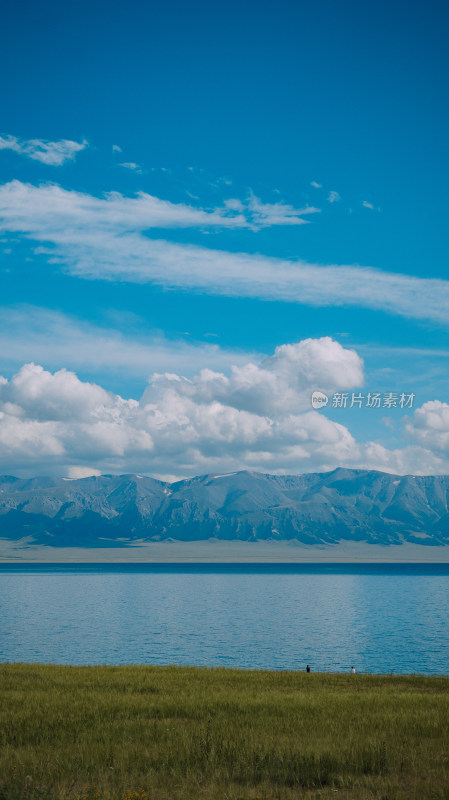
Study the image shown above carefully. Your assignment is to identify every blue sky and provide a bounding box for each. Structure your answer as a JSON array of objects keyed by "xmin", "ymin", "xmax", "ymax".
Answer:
[{"xmin": 0, "ymin": 0, "xmax": 448, "ymax": 479}]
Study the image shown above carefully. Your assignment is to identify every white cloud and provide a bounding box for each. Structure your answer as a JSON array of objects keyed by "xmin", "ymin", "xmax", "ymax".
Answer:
[
  {"xmin": 0, "ymin": 135, "xmax": 88, "ymax": 166},
  {"xmin": 141, "ymin": 337, "xmax": 364, "ymax": 418},
  {"xmin": 119, "ymin": 162, "xmax": 145, "ymax": 174},
  {"xmin": 362, "ymin": 200, "xmax": 374, "ymax": 209},
  {"xmin": 1, "ymin": 181, "xmax": 449, "ymax": 326},
  {"xmin": 0, "ymin": 338, "xmax": 447, "ymax": 478},
  {"xmin": 0, "ymin": 339, "xmax": 361, "ymax": 476},
  {"xmin": 310, "ymin": 181, "xmax": 322, "ymax": 188},
  {"xmin": 112, "ymin": 144, "xmax": 122, "ymax": 153},
  {"xmin": 1, "ymin": 363, "xmax": 117, "ymax": 422},
  {"xmin": 245, "ymin": 193, "xmax": 320, "ymax": 227},
  {"xmin": 0, "ymin": 306, "xmax": 257, "ymax": 379},
  {"xmin": 66, "ymin": 466, "xmax": 102, "ymax": 479},
  {"xmin": 328, "ymin": 190, "xmax": 340, "ymax": 203},
  {"xmin": 0, "ymin": 180, "xmax": 246, "ymax": 232},
  {"xmin": 224, "ymin": 198, "xmax": 245, "ymax": 212},
  {"xmin": 404, "ymin": 401, "xmax": 449, "ymax": 456}
]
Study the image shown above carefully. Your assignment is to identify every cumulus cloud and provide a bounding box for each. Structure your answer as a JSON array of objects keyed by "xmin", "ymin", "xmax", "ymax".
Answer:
[
  {"xmin": 0, "ymin": 337, "xmax": 446, "ymax": 478},
  {"xmin": 0, "ymin": 181, "xmax": 448, "ymax": 326},
  {"xmin": 404, "ymin": 401, "xmax": 449, "ymax": 456},
  {"xmin": 141, "ymin": 338, "xmax": 364, "ymax": 418},
  {"xmin": 0, "ymin": 135, "xmax": 88, "ymax": 165},
  {"xmin": 1, "ymin": 363, "xmax": 118, "ymax": 422},
  {"xmin": 0, "ymin": 363, "xmax": 149, "ymax": 469},
  {"xmin": 0, "ymin": 338, "xmax": 362, "ymax": 476}
]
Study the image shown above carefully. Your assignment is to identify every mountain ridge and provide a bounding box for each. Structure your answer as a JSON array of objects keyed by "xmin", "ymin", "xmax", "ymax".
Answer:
[{"xmin": 1, "ymin": 468, "xmax": 449, "ymax": 548}]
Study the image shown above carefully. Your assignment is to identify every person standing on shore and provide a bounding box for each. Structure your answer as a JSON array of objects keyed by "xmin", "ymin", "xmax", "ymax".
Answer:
[
  {"xmin": 351, "ymin": 666, "xmax": 356, "ymax": 674},
  {"xmin": 306, "ymin": 664, "xmax": 311, "ymax": 673}
]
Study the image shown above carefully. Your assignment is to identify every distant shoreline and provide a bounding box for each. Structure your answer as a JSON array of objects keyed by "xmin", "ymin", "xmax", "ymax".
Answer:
[{"xmin": 2, "ymin": 539, "xmax": 449, "ymax": 563}]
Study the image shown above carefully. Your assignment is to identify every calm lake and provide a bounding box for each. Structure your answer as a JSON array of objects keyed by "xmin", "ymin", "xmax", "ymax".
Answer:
[{"xmin": 1, "ymin": 563, "xmax": 449, "ymax": 674}]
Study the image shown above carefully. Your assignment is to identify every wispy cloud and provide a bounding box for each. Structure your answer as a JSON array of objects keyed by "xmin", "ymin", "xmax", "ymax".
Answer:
[
  {"xmin": 186, "ymin": 166, "xmax": 233, "ymax": 190},
  {"xmin": 112, "ymin": 144, "xmax": 122, "ymax": 153},
  {"xmin": 1, "ymin": 180, "xmax": 448, "ymax": 326},
  {"xmin": 362, "ymin": 200, "xmax": 374, "ymax": 209},
  {"xmin": 0, "ymin": 180, "xmax": 318, "ymax": 234},
  {"xmin": 310, "ymin": 181, "xmax": 322, "ymax": 189},
  {"xmin": 0, "ymin": 135, "xmax": 88, "ymax": 166},
  {"xmin": 118, "ymin": 161, "xmax": 145, "ymax": 174},
  {"xmin": 0, "ymin": 306, "xmax": 255, "ymax": 380},
  {"xmin": 224, "ymin": 198, "xmax": 244, "ymax": 211},
  {"xmin": 245, "ymin": 193, "xmax": 320, "ymax": 227},
  {"xmin": 328, "ymin": 190, "xmax": 340, "ymax": 203}
]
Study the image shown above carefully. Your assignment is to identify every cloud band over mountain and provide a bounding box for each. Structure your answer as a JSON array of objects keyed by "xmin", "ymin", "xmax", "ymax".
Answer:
[{"xmin": 0, "ymin": 338, "xmax": 447, "ymax": 479}]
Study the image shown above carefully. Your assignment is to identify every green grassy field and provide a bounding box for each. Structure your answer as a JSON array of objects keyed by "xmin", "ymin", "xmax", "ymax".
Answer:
[{"xmin": 1, "ymin": 664, "xmax": 448, "ymax": 800}]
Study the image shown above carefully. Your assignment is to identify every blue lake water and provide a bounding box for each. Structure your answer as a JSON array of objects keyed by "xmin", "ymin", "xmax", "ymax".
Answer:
[{"xmin": 1, "ymin": 563, "xmax": 449, "ymax": 674}]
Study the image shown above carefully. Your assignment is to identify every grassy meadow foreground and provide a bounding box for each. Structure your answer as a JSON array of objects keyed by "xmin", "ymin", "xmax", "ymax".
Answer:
[{"xmin": 1, "ymin": 665, "xmax": 449, "ymax": 800}]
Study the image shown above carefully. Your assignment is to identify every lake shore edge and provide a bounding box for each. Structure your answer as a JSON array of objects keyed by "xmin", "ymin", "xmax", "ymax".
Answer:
[{"xmin": 2, "ymin": 538, "xmax": 449, "ymax": 562}]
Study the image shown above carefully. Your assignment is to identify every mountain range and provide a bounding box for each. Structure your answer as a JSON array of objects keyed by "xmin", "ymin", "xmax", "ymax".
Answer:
[{"xmin": 1, "ymin": 468, "xmax": 449, "ymax": 548}]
